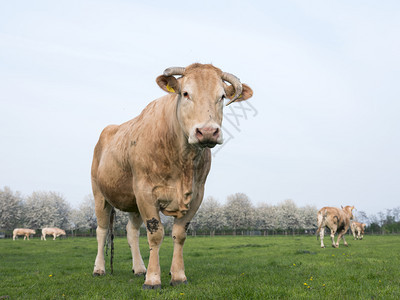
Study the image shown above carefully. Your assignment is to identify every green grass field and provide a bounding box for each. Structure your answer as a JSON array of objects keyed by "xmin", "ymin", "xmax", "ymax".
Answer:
[{"xmin": 1, "ymin": 235, "xmax": 399, "ymax": 299}]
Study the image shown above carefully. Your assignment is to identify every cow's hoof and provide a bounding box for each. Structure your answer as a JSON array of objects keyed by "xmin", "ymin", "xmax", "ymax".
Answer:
[
  {"xmin": 133, "ymin": 271, "xmax": 146, "ymax": 277},
  {"xmin": 142, "ymin": 284, "xmax": 161, "ymax": 290},
  {"xmin": 93, "ymin": 270, "xmax": 105, "ymax": 277},
  {"xmin": 321, "ymin": 246, "xmax": 325, "ymax": 248},
  {"xmin": 170, "ymin": 280, "xmax": 188, "ymax": 287}
]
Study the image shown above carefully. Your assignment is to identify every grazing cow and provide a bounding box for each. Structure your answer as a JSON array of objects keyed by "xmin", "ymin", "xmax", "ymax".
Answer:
[
  {"xmin": 41, "ymin": 227, "xmax": 66, "ymax": 240},
  {"xmin": 91, "ymin": 63, "xmax": 253, "ymax": 289},
  {"xmin": 316, "ymin": 205, "xmax": 354, "ymax": 248},
  {"xmin": 13, "ymin": 228, "xmax": 36, "ymax": 240},
  {"xmin": 351, "ymin": 221, "xmax": 366, "ymax": 240}
]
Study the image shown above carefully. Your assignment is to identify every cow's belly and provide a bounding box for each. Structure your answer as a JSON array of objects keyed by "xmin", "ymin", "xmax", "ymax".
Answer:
[{"xmin": 96, "ymin": 161, "xmax": 138, "ymax": 212}]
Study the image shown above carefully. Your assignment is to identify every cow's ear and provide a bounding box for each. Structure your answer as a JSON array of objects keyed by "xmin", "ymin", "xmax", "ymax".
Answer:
[
  {"xmin": 156, "ymin": 75, "xmax": 181, "ymax": 94},
  {"xmin": 225, "ymin": 83, "xmax": 253, "ymax": 102}
]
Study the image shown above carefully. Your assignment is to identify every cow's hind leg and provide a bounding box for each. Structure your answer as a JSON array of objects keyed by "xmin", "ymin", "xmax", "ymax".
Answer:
[
  {"xmin": 93, "ymin": 196, "xmax": 112, "ymax": 276},
  {"xmin": 319, "ymin": 228, "xmax": 326, "ymax": 248},
  {"xmin": 126, "ymin": 212, "xmax": 146, "ymax": 276}
]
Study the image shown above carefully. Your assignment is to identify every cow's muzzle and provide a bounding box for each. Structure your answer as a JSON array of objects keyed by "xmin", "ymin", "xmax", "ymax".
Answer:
[{"xmin": 189, "ymin": 126, "xmax": 222, "ymax": 148}]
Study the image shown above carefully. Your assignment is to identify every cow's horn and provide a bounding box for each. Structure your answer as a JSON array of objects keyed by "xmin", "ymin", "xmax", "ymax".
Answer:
[
  {"xmin": 163, "ymin": 67, "xmax": 186, "ymax": 76},
  {"xmin": 221, "ymin": 72, "xmax": 243, "ymax": 105}
]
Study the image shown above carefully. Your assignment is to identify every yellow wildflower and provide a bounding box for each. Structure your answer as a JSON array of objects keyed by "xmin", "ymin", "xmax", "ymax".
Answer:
[
  {"xmin": 304, "ymin": 283, "xmax": 307, "ymax": 286},
  {"xmin": 49, "ymin": 274, "xmax": 53, "ymax": 277}
]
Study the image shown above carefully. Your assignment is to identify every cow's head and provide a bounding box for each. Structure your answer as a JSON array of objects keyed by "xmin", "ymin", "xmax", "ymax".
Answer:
[
  {"xmin": 156, "ymin": 63, "xmax": 253, "ymax": 148},
  {"xmin": 342, "ymin": 205, "xmax": 355, "ymax": 220}
]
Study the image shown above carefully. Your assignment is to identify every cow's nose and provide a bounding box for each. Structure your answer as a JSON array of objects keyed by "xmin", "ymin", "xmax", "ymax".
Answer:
[{"xmin": 196, "ymin": 127, "xmax": 220, "ymax": 144}]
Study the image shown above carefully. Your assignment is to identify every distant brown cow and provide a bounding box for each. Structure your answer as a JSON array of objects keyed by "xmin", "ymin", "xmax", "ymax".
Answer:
[
  {"xmin": 316, "ymin": 205, "xmax": 354, "ymax": 248},
  {"xmin": 41, "ymin": 227, "xmax": 66, "ymax": 240},
  {"xmin": 13, "ymin": 228, "xmax": 36, "ymax": 240},
  {"xmin": 350, "ymin": 221, "xmax": 366, "ymax": 240}
]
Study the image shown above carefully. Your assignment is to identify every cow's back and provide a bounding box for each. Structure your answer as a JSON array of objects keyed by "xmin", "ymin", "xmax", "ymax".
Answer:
[{"xmin": 318, "ymin": 207, "xmax": 341, "ymax": 218}]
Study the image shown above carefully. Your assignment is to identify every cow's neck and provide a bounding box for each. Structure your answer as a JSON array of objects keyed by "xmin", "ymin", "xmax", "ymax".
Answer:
[{"xmin": 151, "ymin": 96, "xmax": 208, "ymax": 218}]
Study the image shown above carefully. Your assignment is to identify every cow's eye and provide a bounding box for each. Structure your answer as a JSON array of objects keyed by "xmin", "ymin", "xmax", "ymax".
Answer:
[
  {"xmin": 183, "ymin": 92, "xmax": 190, "ymax": 99},
  {"xmin": 220, "ymin": 95, "xmax": 225, "ymax": 102}
]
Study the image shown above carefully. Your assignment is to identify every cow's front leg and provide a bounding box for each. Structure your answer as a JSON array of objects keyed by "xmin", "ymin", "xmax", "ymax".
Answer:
[
  {"xmin": 137, "ymin": 199, "xmax": 164, "ymax": 289},
  {"xmin": 170, "ymin": 219, "xmax": 189, "ymax": 286},
  {"xmin": 336, "ymin": 230, "xmax": 348, "ymax": 247},
  {"xmin": 335, "ymin": 230, "xmax": 347, "ymax": 248},
  {"xmin": 169, "ymin": 193, "xmax": 203, "ymax": 286},
  {"xmin": 143, "ymin": 218, "xmax": 163, "ymax": 289},
  {"xmin": 53, "ymin": 234, "xmax": 56, "ymax": 240},
  {"xmin": 127, "ymin": 212, "xmax": 147, "ymax": 276}
]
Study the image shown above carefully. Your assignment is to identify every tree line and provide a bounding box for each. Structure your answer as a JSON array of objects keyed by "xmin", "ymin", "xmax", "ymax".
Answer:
[{"xmin": 1, "ymin": 186, "xmax": 399, "ymax": 236}]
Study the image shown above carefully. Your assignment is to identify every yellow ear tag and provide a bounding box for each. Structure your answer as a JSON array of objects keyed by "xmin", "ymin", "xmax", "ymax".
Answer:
[
  {"xmin": 238, "ymin": 94, "xmax": 243, "ymax": 99},
  {"xmin": 166, "ymin": 84, "xmax": 175, "ymax": 93}
]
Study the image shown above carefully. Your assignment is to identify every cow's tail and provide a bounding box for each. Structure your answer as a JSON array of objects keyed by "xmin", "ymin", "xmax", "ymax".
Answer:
[
  {"xmin": 105, "ymin": 207, "xmax": 116, "ymax": 275},
  {"xmin": 316, "ymin": 210, "xmax": 326, "ymax": 240}
]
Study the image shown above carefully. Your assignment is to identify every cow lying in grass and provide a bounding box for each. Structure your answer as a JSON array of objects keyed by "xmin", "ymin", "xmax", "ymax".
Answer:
[
  {"xmin": 13, "ymin": 228, "xmax": 36, "ymax": 240},
  {"xmin": 41, "ymin": 227, "xmax": 66, "ymax": 240},
  {"xmin": 351, "ymin": 221, "xmax": 366, "ymax": 240},
  {"xmin": 316, "ymin": 205, "xmax": 354, "ymax": 248}
]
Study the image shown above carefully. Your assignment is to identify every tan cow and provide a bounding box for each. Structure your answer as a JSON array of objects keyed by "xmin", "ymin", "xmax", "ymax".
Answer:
[
  {"xmin": 13, "ymin": 228, "xmax": 36, "ymax": 240},
  {"xmin": 351, "ymin": 221, "xmax": 366, "ymax": 240},
  {"xmin": 41, "ymin": 227, "xmax": 66, "ymax": 240},
  {"xmin": 91, "ymin": 63, "xmax": 253, "ymax": 289},
  {"xmin": 316, "ymin": 205, "xmax": 354, "ymax": 248}
]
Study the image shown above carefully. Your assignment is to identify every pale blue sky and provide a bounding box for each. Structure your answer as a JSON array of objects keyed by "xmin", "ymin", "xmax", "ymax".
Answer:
[{"xmin": 1, "ymin": 1, "xmax": 399, "ymax": 215}]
